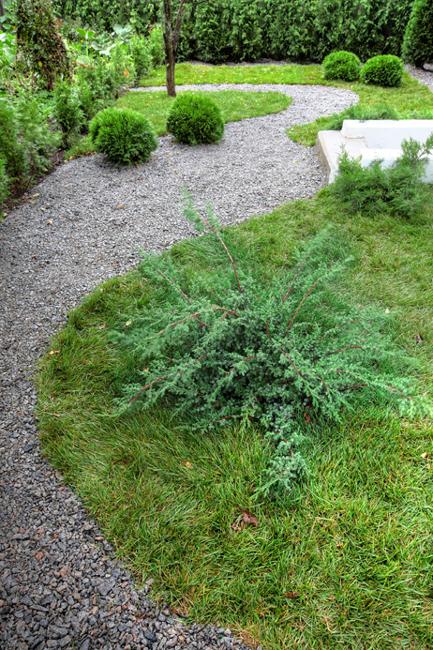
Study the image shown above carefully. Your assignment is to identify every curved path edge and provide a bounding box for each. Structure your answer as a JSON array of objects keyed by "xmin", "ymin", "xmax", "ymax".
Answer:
[{"xmin": 0, "ymin": 83, "xmax": 357, "ymax": 649}]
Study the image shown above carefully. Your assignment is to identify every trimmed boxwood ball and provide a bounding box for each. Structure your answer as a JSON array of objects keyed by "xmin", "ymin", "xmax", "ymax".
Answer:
[
  {"xmin": 167, "ymin": 93, "xmax": 224, "ymax": 145},
  {"xmin": 361, "ymin": 55, "xmax": 404, "ymax": 88},
  {"xmin": 89, "ymin": 108, "xmax": 157, "ymax": 165},
  {"xmin": 322, "ymin": 51, "xmax": 361, "ymax": 81}
]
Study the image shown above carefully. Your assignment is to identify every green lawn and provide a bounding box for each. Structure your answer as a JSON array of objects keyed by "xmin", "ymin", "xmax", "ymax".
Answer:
[
  {"xmin": 141, "ymin": 62, "xmax": 433, "ymax": 146},
  {"xmin": 66, "ymin": 89, "xmax": 291, "ymax": 159},
  {"xmin": 37, "ymin": 187, "xmax": 433, "ymax": 649}
]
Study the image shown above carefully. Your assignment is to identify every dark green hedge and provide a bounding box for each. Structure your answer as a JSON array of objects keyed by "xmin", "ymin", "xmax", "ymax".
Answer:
[
  {"xmin": 53, "ymin": 0, "xmax": 160, "ymax": 33},
  {"xmin": 402, "ymin": 0, "xmax": 433, "ymax": 67},
  {"xmin": 54, "ymin": 0, "xmax": 414, "ymax": 64}
]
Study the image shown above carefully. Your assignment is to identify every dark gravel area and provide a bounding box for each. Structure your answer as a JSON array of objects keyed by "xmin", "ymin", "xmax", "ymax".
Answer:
[{"xmin": 0, "ymin": 83, "xmax": 357, "ymax": 649}]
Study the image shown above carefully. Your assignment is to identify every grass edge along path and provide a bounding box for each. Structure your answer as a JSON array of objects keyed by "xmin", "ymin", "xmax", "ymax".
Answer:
[
  {"xmin": 37, "ymin": 188, "xmax": 433, "ymax": 650},
  {"xmin": 140, "ymin": 63, "xmax": 433, "ymax": 146}
]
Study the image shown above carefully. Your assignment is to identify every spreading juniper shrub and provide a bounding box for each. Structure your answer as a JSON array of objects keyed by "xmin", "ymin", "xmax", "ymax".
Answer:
[
  {"xmin": 331, "ymin": 135, "xmax": 433, "ymax": 219},
  {"xmin": 113, "ymin": 204, "xmax": 424, "ymax": 499}
]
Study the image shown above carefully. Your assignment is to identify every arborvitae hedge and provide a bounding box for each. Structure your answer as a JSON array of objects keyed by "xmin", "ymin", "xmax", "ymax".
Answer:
[
  {"xmin": 53, "ymin": 0, "xmax": 160, "ymax": 34},
  {"xmin": 402, "ymin": 0, "xmax": 433, "ymax": 67},
  {"xmin": 54, "ymin": 0, "xmax": 414, "ymax": 64}
]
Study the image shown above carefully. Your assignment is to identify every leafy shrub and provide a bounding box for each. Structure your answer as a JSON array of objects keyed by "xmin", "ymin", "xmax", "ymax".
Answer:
[
  {"xmin": 16, "ymin": 0, "xmax": 70, "ymax": 89},
  {"xmin": 76, "ymin": 59, "xmax": 116, "ymax": 107},
  {"xmin": 330, "ymin": 135, "xmax": 433, "ymax": 219},
  {"xmin": 148, "ymin": 25, "xmax": 165, "ymax": 68},
  {"xmin": 89, "ymin": 107, "xmax": 157, "ymax": 164},
  {"xmin": 76, "ymin": 78, "xmax": 98, "ymax": 120},
  {"xmin": 0, "ymin": 97, "xmax": 25, "ymax": 179},
  {"xmin": 323, "ymin": 51, "xmax": 361, "ymax": 81},
  {"xmin": 108, "ymin": 42, "xmax": 136, "ymax": 92},
  {"xmin": 13, "ymin": 91, "xmax": 60, "ymax": 178},
  {"xmin": 361, "ymin": 54, "xmax": 404, "ymax": 87},
  {"xmin": 167, "ymin": 94, "xmax": 224, "ymax": 145},
  {"xmin": 0, "ymin": 92, "xmax": 59, "ymax": 189},
  {"xmin": 128, "ymin": 35, "xmax": 152, "ymax": 82},
  {"xmin": 54, "ymin": 81, "xmax": 84, "ymax": 147},
  {"xmin": 0, "ymin": 157, "xmax": 10, "ymax": 208},
  {"xmin": 115, "ymin": 206, "xmax": 421, "ymax": 498},
  {"xmin": 402, "ymin": 0, "xmax": 433, "ymax": 68}
]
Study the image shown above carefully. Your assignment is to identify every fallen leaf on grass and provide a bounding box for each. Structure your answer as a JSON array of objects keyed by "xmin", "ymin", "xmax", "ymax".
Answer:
[
  {"xmin": 231, "ymin": 510, "xmax": 259, "ymax": 531},
  {"xmin": 172, "ymin": 603, "xmax": 189, "ymax": 617},
  {"xmin": 182, "ymin": 460, "xmax": 193, "ymax": 469},
  {"xmin": 285, "ymin": 591, "xmax": 300, "ymax": 600}
]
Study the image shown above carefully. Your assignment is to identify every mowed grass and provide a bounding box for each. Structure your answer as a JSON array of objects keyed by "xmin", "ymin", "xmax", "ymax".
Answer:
[
  {"xmin": 37, "ymin": 188, "xmax": 433, "ymax": 649},
  {"xmin": 66, "ymin": 89, "xmax": 291, "ymax": 159},
  {"xmin": 141, "ymin": 62, "xmax": 433, "ymax": 146}
]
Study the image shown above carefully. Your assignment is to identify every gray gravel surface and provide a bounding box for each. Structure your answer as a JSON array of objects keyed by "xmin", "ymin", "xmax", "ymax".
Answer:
[
  {"xmin": 0, "ymin": 83, "xmax": 357, "ymax": 649},
  {"xmin": 406, "ymin": 63, "xmax": 433, "ymax": 92}
]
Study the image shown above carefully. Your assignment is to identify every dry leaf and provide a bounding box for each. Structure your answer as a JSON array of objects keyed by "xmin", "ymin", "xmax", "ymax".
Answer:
[
  {"xmin": 182, "ymin": 460, "xmax": 193, "ymax": 469},
  {"xmin": 172, "ymin": 603, "xmax": 189, "ymax": 617},
  {"xmin": 285, "ymin": 591, "xmax": 300, "ymax": 600},
  {"xmin": 231, "ymin": 510, "xmax": 259, "ymax": 531}
]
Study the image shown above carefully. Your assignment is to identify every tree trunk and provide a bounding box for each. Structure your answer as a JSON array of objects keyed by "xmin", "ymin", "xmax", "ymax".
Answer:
[
  {"xmin": 0, "ymin": 0, "xmax": 4, "ymax": 17},
  {"xmin": 166, "ymin": 45, "xmax": 176, "ymax": 97}
]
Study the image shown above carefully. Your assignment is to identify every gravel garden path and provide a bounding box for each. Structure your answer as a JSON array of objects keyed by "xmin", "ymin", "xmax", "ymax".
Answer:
[
  {"xmin": 407, "ymin": 63, "xmax": 433, "ymax": 91},
  {"xmin": 0, "ymin": 83, "xmax": 356, "ymax": 649}
]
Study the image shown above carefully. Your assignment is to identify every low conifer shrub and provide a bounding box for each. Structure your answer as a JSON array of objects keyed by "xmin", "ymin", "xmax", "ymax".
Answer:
[
  {"xmin": 167, "ymin": 93, "xmax": 224, "ymax": 145},
  {"xmin": 330, "ymin": 135, "xmax": 433, "ymax": 218},
  {"xmin": 360, "ymin": 54, "xmax": 404, "ymax": 87},
  {"xmin": 89, "ymin": 108, "xmax": 157, "ymax": 165},
  {"xmin": 114, "ymin": 203, "xmax": 424, "ymax": 498},
  {"xmin": 322, "ymin": 51, "xmax": 361, "ymax": 81}
]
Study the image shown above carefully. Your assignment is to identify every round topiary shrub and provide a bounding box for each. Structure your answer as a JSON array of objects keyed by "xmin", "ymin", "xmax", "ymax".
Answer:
[
  {"xmin": 360, "ymin": 55, "xmax": 404, "ymax": 87},
  {"xmin": 322, "ymin": 51, "xmax": 361, "ymax": 81},
  {"xmin": 167, "ymin": 93, "xmax": 224, "ymax": 145},
  {"xmin": 89, "ymin": 108, "xmax": 157, "ymax": 165}
]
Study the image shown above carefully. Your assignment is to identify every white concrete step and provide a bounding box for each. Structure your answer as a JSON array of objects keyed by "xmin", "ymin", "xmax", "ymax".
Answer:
[
  {"xmin": 317, "ymin": 129, "xmax": 365, "ymax": 183},
  {"xmin": 342, "ymin": 119, "xmax": 433, "ymax": 148},
  {"xmin": 317, "ymin": 119, "xmax": 433, "ymax": 184}
]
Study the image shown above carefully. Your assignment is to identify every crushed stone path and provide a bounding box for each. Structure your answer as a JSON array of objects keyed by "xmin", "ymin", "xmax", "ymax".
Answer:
[
  {"xmin": 406, "ymin": 63, "xmax": 433, "ymax": 92},
  {"xmin": 0, "ymin": 83, "xmax": 357, "ymax": 649}
]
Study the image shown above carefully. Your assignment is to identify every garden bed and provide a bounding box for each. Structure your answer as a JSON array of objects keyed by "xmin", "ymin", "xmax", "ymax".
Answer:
[{"xmin": 37, "ymin": 189, "xmax": 433, "ymax": 649}]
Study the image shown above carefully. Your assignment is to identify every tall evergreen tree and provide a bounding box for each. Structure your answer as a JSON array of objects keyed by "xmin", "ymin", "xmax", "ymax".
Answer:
[{"xmin": 402, "ymin": 0, "xmax": 433, "ymax": 68}]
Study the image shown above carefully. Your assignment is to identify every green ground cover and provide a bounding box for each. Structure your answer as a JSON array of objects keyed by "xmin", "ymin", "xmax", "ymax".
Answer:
[
  {"xmin": 141, "ymin": 63, "xmax": 433, "ymax": 146},
  {"xmin": 37, "ymin": 186, "xmax": 433, "ymax": 649},
  {"xmin": 66, "ymin": 89, "xmax": 291, "ymax": 158}
]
